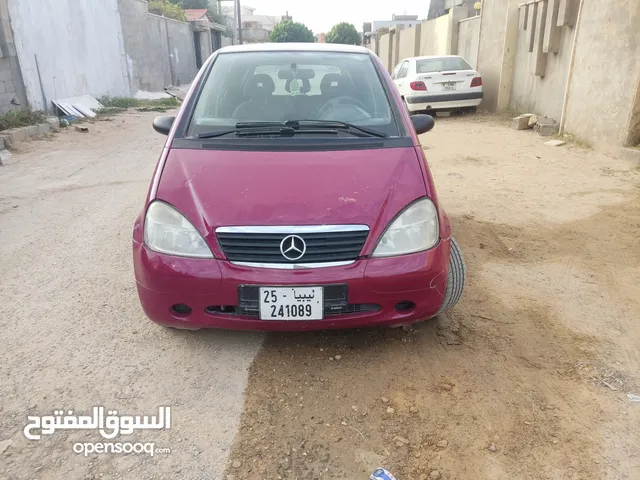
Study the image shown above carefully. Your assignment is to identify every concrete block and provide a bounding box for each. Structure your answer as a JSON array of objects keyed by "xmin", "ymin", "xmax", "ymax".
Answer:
[
  {"xmin": 536, "ymin": 123, "xmax": 559, "ymax": 136},
  {"xmin": 0, "ymin": 134, "xmax": 10, "ymax": 149},
  {"xmin": 37, "ymin": 123, "xmax": 50, "ymax": 135},
  {"xmin": 511, "ymin": 115, "xmax": 532, "ymax": 130},
  {"xmin": 46, "ymin": 117, "xmax": 61, "ymax": 133},
  {"xmin": 621, "ymin": 147, "xmax": 640, "ymax": 165},
  {"xmin": 0, "ymin": 149, "xmax": 13, "ymax": 166},
  {"xmin": 25, "ymin": 125, "xmax": 39, "ymax": 137},
  {"xmin": 528, "ymin": 114, "xmax": 538, "ymax": 127},
  {"xmin": 544, "ymin": 139, "xmax": 566, "ymax": 146},
  {"xmin": 8, "ymin": 127, "xmax": 28, "ymax": 144}
]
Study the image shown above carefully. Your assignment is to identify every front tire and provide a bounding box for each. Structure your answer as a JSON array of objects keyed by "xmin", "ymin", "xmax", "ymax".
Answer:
[{"xmin": 437, "ymin": 237, "xmax": 467, "ymax": 314}]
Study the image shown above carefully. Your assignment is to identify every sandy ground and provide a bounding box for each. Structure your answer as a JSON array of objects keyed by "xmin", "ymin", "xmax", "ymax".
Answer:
[
  {"xmin": 0, "ymin": 112, "xmax": 263, "ymax": 479},
  {"xmin": 227, "ymin": 116, "xmax": 640, "ymax": 479},
  {"xmin": 1, "ymin": 112, "xmax": 639, "ymax": 480}
]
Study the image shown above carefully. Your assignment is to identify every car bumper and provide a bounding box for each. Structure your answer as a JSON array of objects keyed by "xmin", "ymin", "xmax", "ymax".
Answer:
[
  {"xmin": 406, "ymin": 91, "xmax": 483, "ymax": 111},
  {"xmin": 133, "ymin": 239, "xmax": 451, "ymax": 331}
]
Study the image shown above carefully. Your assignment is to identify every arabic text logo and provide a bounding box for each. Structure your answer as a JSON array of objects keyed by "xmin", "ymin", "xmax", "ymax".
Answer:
[
  {"xmin": 280, "ymin": 235, "xmax": 306, "ymax": 261},
  {"xmin": 24, "ymin": 406, "xmax": 171, "ymax": 441}
]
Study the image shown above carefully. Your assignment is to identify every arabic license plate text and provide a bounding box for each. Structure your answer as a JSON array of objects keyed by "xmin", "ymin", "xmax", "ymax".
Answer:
[
  {"xmin": 442, "ymin": 82, "xmax": 456, "ymax": 91},
  {"xmin": 259, "ymin": 287, "xmax": 324, "ymax": 320}
]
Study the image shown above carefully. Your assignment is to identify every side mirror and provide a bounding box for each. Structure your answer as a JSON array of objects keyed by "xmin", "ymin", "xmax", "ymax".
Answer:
[
  {"xmin": 153, "ymin": 115, "xmax": 175, "ymax": 135},
  {"xmin": 411, "ymin": 114, "xmax": 435, "ymax": 135}
]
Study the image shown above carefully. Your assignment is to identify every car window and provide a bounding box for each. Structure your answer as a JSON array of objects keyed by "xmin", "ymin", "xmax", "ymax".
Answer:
[
  {"xmin": 416, "ymin": 57, "xmax": 472, "ymax": 73},
  {"xmin": 188, "ymin": 51, "xmax": 402, "ymax": 137},
  {"xmin": 397, "ymin": 61, "xmax": 409, "ymax": 79}
]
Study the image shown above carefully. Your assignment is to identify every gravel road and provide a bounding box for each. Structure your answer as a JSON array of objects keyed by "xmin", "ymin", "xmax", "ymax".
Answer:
[
  {"xmin": 1, "ymin": 111, "xmax": 639, "ymax": 480},
  {"xmin": 0, "ymin": 111, "xmax": 263, "ymax": 480}
]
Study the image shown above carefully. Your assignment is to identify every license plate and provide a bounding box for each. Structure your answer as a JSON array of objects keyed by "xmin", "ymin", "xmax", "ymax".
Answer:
[
  {"xmin": 259, "ymin": 287, "xmax": 324, "ymax": 320},
  {"xmin": 442, "ymin": 82, "xmax": 456, "ymax": 91}
]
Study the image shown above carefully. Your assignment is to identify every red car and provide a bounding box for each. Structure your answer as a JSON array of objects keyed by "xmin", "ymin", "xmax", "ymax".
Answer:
[{"xmin": 133, "ymin": 43, "xmax": 466, "ymax": 331}]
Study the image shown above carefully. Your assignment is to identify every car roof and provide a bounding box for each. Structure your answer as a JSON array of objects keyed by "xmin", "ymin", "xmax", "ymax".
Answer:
[
  {"xmin": 217, "ymin": 43, "xmax": 372, "ymax": 55},
  {"xmin": 409, "ymin": 55, "xmax": 465, "ymax": 61}
]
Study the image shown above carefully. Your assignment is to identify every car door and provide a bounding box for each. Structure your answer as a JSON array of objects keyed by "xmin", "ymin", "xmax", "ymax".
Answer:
[{"xmin": 394, "ymin": 60, "xmax": 410, "ymax": 97}]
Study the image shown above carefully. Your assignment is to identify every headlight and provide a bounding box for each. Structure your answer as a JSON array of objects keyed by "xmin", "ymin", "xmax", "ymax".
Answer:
[
  {"xmin": 372, "ymin": 198, "xmax": 439, "ymax": 257},
  {"xmin": 144, "ymin": 201, "xmax": 213, "ymax": 258}
]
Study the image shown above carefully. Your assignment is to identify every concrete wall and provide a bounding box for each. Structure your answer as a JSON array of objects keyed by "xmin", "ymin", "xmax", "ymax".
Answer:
[
  {"xmin": 379, "ymin": 34, "xmax": 390, "ymax": 71},
  {"xmin": 563, "ymin": 0, "xmax": 640, "ymax": 152},
  {"xmin": 476, "ymin": 0, "xmax": 510, "ymax": 110},
  {"xmin": 9, "ymin": 0, "xmax": 130, "ymax": 111},
  {"xmin": 0, "ymin": 0, "xmax": 27, "ymax": 114},
  {"xmin": 119, "ymin": 0, "xmax": 197, "ymax": 93},
  {"xmin": 457, "ymin": 16, "xmax": 481, "ymax": 68},
  {"xmin": 398, "ymin": 27, "xmax": 417, "ymax": 61},
  {"xmin": 419, "ymin": 14, "xmax": 452, "ymax": 56},
  {"xmin": 509, "ymin": 21, "xmax": 575, "ymax": 120}
]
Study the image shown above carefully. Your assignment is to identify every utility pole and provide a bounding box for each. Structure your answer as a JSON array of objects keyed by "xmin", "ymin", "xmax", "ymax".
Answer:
[{"xmin": 236, "ymin": 0, "xmax": 243, "ymax": 44}]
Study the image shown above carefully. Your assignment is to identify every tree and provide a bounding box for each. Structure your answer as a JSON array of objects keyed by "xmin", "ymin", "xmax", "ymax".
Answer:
[
  {"xmin": 270, "ymin": 20, "xmax": 315, "ymax": 43},
  {"xmin": 326, "ymin": 22, "xmax": 361, "ymax": 45}
]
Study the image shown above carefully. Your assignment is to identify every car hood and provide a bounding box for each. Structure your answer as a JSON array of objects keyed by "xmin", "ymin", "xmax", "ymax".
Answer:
[{"xmin": 155, "ymin": 146, "xmax": 428, "ymax": 256}]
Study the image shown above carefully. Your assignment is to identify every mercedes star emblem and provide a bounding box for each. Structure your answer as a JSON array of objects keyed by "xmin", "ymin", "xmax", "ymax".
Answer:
[{"xmin": 280, "ymin": 235, "xmax": 306, "ymax": 261}]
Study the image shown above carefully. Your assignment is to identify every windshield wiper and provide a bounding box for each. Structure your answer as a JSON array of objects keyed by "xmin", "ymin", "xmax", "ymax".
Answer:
[
  {"xmin": 284, "ymin": 120, "xmax": 388, "ymax": 138},
  {"xmin": 196, "ymin": 120, "xmax": 387, "ymax": 139}
]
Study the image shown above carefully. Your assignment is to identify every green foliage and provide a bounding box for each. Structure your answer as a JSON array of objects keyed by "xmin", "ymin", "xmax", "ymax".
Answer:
[
  {"xmin": 0, "ymin": 109, "xmax": 47, "ymax": 132},
  {"xmin": 174, "ymin": 0, "xmax": 209, "ymax": 8},
  {"xmin": 326, "ymin": 22, "xmax": 361, "ymax": 45},
  {"xmin": 148, "ymin": 0, "xmax": 187, "ymax": 22},
  {"xmin": 269, "ymin": 20, "xmax": 315, "ymax": 43},
  {"xmin": 98, "ymin": 96, "xmax": 179, "ymax": 111}
]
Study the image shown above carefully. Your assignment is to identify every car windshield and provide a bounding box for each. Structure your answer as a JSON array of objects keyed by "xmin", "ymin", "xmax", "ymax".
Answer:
[
  {"xmin": 187, "ymin": 51, "xmax": 402, "ymax": 137},
  {"xmin": 416, "ymin": 57, "xmax": 472, "ymax": 73}
]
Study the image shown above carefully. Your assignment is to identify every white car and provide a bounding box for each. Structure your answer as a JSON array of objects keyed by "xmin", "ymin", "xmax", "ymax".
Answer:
[{"xmin": 390, "ymin": 55, "xmax": 483, "ymax": 114}]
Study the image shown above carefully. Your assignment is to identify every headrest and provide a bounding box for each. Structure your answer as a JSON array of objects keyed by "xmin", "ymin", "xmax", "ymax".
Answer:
[
  {"xmin": 244, "ymin": 74, "xmax": 275, "ymax": 96},
  {"xmin": 320, "ymin": 74, "xmax": 348, "ymax": 96}
]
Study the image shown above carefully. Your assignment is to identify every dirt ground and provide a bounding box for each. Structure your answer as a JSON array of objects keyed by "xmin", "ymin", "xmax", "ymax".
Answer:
[
  {"xmin": 1, "ymin": 112, "xmax": 639, "ymax": 480},
  {"xmin": 227, "ymin": 116, "xmax": 640, "ymax": 479}
]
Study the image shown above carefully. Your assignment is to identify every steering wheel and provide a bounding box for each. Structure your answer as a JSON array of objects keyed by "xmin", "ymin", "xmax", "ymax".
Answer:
[{"xmin": 317, "ymin": 96, "xmax": 368, "ymax": 120}]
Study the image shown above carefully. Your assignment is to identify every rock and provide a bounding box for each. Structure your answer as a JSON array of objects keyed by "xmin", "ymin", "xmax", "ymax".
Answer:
[
  {"xmin": 394, "ymin": 436, "xmax": 410, "ymax": 446},
  {"xmin": 341, "ymin": 421, "xmax": 348, "ymax": 426},
  {"xmin": 352, "ymin": 405, "xmax": 358, "ymax": 412},
  {"xmin": 410, "ymin": 406, "xmax": 419, "ymax": 414},
  {"xmin": 75, "ymin": 125, "xmax": 89, "ymax": 133},
  {"xmin": 511, "ymin": 115, "xmax": 532, "ymax": 130},
  {"xmin": 527, "ymin": 114, "xmax": 538, "ymax": 127},
  {"xmin": 386, "ymin": 407, "xmax": 395, "ymax": 414},
  {"xmin": 0, "ymin": 439, "xmax": 12, "ymax": 454},
  {"xmin": 534, "ymin": 117, "xmax": 559, "ymax": 136},
  {"xmin": 46, "ymin": 117, "xmax": 61, "ymax": 133},
  {"xmin": 381, "ymin": 397, "xmax": 389, "ymax": 404},
  {"xmin": 488, "ymin": 443, "xmax": 498, "ymax": 452},
  {"xmin": 436, "ymin": 439, "xmax": 448, "ymax": 448},
  {"xmin": 544, "ymin": 139, "xmax": 566, "ymax": 146},
  {"xmin": 0, "ymin": 150, "xmax": 12, "ymax": 167},
  {"xmin": 334, "ymin": 355, "xmax": 342, "ymax": 360},
  {"xmin": 232, "ymin": 460, "xmax": 242, "ymax": 468},
  {"xmin": 430, "ymin": 470, "xmax": 442, "ymax": 480}
]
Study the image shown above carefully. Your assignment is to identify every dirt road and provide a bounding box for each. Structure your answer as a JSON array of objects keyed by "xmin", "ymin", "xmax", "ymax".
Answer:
[
  {"xmin": 1, "ymin": 112, "xmax": 639, "ymax": 480},
  {"xmin": 227, "ymin": 117, "xmax": 640, "ymax": 479},
  {"xmin": 0, "ymin": 112, "xmax": 263, "ymax": 479}
]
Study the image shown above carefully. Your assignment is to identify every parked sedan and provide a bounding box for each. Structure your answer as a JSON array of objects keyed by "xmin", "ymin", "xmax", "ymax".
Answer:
[
  {"xmin": 391, "ymin": 55, "xmax": 483, "ymax": 114},
  {"xmin": 133, "ymin": 43, "xmax": 466, "ymax": 331}
]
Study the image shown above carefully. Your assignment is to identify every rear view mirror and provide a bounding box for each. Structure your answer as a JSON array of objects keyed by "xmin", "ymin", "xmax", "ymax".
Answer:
[
  {"xmin": 153, "ymin": 116, "xmax": 175, "ymax": 135},
  {"xmin": 411, "ymin": 114, "xmax": 435, "ymax": 135}
]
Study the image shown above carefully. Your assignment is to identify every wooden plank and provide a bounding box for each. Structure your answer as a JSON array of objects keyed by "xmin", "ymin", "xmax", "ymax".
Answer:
[
  {"xmin": 527, "ymin": 2, "xmax": 538, "ymax": 52},
  {"xmin": 543, "ymin": 0, "xmax": 561, "ymax": 53},
  {"xmin": 533, "ymin": 0, "xmax": 548, "ymax": 76},
  {"xmin": 557, "ymin": 0, "xmax": 578, "ymax": 26}
]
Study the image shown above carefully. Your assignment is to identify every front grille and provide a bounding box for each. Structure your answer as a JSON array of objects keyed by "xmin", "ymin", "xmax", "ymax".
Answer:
[
  {"xmin": 203, "ymin": 284, "xmax": 381, "ymax": 319},
  {"xmin": 216, "ymin": 226, "xmax": 369, "ymax": 264}
]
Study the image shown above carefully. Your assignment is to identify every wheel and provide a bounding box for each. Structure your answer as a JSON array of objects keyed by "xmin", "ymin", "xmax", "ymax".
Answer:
[
  {"xmin": 437, "ymin": 237, "xmax": 467, "ymax": 314},
  {"xmin": 466, "ymin": 106, "xmax": 477, "ymax": 114}
]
